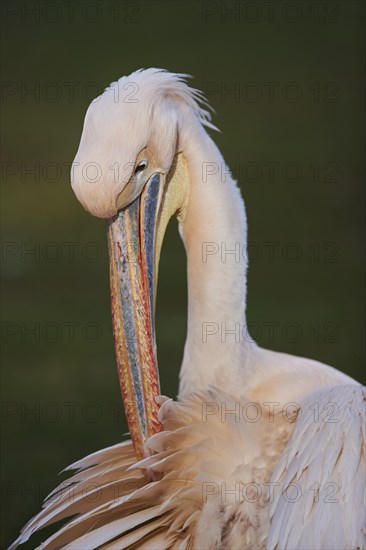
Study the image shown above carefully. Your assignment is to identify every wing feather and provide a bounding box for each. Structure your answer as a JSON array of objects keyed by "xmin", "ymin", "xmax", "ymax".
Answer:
[{"xmin": 267, "ymin": 384, "xmax": 366, "ymax": 550}]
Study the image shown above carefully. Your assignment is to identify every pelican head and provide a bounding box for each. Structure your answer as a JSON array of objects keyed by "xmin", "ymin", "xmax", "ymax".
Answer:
[{"xmin": 71, "ymin": 69, "xmax": 212, "ymax": 459}]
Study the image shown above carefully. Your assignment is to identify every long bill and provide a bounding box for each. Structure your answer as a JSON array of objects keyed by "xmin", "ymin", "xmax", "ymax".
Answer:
[
  {"xmin": 107, "ymin": 173, "xmax": 162, "ymax": 460},
  {"xmin": 107, "ymin": 154, "xmax": 189, "ymax": 460}
]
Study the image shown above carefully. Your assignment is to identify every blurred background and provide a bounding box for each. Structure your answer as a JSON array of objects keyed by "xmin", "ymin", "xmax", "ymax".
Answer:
[{"xmin": 1, "ymin": 1, "xmax": 365, "ymax": 547}]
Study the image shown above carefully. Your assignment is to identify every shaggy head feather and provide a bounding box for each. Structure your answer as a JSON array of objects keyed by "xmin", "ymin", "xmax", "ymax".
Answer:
[{"xmin": 71, "ymin": 68, "xmax": 215, "ymax": 218}]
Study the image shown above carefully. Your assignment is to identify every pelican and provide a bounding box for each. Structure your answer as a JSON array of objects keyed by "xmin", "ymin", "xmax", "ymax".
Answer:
[{"xmin": 12, "ymin": 69, "xmax": 365, "ymax": 550}]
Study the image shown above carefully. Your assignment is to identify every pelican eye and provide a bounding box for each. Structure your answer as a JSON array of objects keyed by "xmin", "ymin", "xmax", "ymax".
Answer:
[{"xmin": 134, "ymin": 160, "xmax": 147, "ymax": 174}]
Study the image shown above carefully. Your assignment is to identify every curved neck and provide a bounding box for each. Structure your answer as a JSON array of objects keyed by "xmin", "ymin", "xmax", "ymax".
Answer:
[{"xmin": 178, "ymin": 121, "xmax": 253, "ymax": 395}]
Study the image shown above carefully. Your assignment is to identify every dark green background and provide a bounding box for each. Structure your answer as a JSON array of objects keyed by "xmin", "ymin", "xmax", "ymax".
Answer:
[{"xmin": 1, "ymin": 1, "xmax": 365, "ymax": 547}]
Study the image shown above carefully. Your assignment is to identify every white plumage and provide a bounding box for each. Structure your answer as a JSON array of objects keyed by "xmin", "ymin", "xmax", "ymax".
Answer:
[
  {"xmin": 13, "ymin": 385, "xmax": 365, "ymax": 549},
  {"xmin": 11, "ymin": 69, "xmax": 365, "ymax": 549}
]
